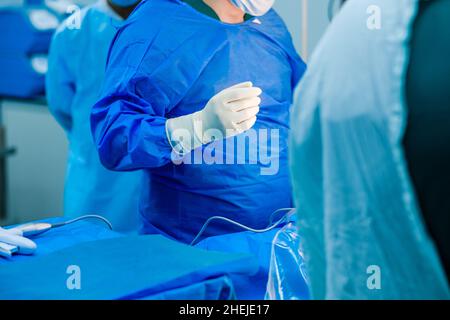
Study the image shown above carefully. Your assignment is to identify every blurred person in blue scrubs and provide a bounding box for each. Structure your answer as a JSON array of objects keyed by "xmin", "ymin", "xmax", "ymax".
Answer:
[
  {"xmin": 46, "ymin": 0, "xmax": 143, "ymax": 233},
  {"xmin": 91, "ymin": 0, "xmax": 306, "ymax": 298},
  {"xmin": 290, "ymin": 0, "xmax": 449, "ymax": 299}
]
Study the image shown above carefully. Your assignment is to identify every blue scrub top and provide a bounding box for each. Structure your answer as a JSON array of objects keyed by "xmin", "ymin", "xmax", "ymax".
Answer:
[{"xmin": 91, "ymin": 0, "xmax": 306, "ymax": 243}]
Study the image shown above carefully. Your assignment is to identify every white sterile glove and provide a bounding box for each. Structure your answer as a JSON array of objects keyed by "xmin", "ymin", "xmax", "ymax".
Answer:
[
  {"xmin": 166, "ymin": 82, "xmax": 262, "ymax": 154},
  {"xmin": 0, "ymin": 226, "xmax": 37, "ymax": 255}
]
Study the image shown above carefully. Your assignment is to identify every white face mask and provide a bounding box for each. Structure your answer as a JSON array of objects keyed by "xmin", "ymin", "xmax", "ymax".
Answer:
[{"xmin": 230, "ymin": 0, "xmax": 275, "ymax": 16}]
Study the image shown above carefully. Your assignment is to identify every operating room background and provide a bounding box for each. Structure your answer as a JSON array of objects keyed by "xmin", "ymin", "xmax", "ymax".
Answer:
[{"xmin": 0, "ymin": 0, "xmax": 331, "ymax": 225}]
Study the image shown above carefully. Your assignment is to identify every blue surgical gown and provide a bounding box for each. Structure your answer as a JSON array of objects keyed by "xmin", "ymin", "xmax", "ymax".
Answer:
[
  {"xmin": 91, "ymin": 0, "xmax": 306, "ymax": 243},
  {"xmin": 290, "ymin": 0, "xmax": 449, "ymax": 299},
  {"xmin": 46, "ymin": 1, "xmax": 142, "ymax": 233}
]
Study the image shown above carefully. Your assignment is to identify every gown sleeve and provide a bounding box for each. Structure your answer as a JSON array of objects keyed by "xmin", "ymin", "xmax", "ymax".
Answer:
[{"xmin": 91, "ymin": 25, "xmax": 174, "ymax": 171}]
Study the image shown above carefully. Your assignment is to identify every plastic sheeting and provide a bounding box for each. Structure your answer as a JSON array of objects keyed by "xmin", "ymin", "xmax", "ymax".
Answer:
[
  {"xmin": 289, "ymin": 0, "xmax": 449, "ymax": 299},
  {"xmin": 265, "ymin": 222, "xmax": 310, "ymax": 300}
]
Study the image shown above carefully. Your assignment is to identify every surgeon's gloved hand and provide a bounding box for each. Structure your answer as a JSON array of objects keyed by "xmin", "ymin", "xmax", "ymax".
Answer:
[
  {"xmin": 0, "ymin": 226, "xmax": 37, "ymax": 255},
  {"xmin": 166, "ymin": 82, "xmax": 262, "ymax": 154}
]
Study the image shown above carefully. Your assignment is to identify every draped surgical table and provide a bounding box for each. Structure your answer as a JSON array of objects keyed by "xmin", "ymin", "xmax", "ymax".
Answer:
[{"xmin": 0, "ymin": 218, "xmax": 258, "ymax": 300}]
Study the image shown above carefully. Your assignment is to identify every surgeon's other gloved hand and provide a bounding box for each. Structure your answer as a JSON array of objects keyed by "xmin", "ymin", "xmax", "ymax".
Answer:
[
  {"xmin": 0, "ymin": 226, "xmax": 37, "ymax": 255},
  {"xmin": 166, "ymin": 82, "xmax": 262, "ymax": 154}
]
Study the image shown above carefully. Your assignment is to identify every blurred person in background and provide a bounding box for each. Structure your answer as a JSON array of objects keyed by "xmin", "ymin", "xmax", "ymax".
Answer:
[{"xmin": 46, "ymin": 0, "xmax": 143, "ymax": 233}]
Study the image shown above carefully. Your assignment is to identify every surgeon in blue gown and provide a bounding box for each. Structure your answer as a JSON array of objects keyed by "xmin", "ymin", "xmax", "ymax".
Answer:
[
  {"xmin": 46, "ymin": 0, "xmax": 143, "ymax": 233},
  {"xmin": 91, "ymin": 0, "xmax": 306, "ymax": 298}
]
